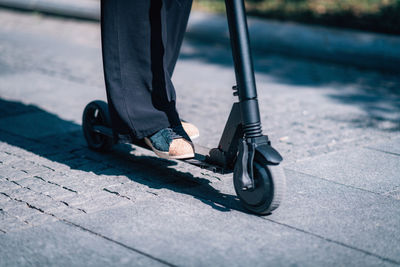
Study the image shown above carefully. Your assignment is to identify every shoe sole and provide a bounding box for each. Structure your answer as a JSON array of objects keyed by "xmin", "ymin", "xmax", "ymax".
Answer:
[
  {"xmin": 144, "ymin": 138, "xmax": 195, "ymax": 160},
  {"xmin": 190, "ymin": 133, "xmax": 199, "ymax": 140}
]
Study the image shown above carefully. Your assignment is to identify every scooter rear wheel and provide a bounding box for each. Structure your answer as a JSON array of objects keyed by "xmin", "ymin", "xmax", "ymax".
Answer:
[
  {"xmin": 233, "ymin": 159, "xmax": 286, "ymax": 215},
  {"xmin": 82, "ymin": 100, "xmax": 113, "ymax": 152}
]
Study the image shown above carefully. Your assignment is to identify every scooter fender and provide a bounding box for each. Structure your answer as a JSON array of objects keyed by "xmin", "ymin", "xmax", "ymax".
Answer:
[{"xmin": 254, "ymin": 143, "xmax": 283, "ymax": 165}]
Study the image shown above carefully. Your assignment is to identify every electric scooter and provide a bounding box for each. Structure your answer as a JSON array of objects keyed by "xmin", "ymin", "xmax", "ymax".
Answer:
[{"xmin": 82, "ymin": 0, "xmax": 286, "ymax": 215}]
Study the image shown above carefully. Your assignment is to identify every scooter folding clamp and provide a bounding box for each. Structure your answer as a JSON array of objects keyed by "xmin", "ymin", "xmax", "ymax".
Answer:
[{"xmin": 237, "ymin": 138, "xmax": 256, "ymax": 191}]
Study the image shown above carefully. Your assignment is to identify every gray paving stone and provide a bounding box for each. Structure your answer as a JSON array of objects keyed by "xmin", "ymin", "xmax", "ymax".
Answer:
[
  {"xmin": 287, "ymin": 148, "xmax": 400, "ymax": 194},
  {"xmin": 15, "ymin": 177, "xmax": 76, "ymax": 200},
  {"xmin": 366, "ymin": 137, "xmax": 400, "ymax": 156},
  {"xmin": 270, "ymin": 169, "xmax": 400, "ymax": 263},
  {"xmin": 13, "ymin": 188, "xmax": 66, "ymax": 212},
  {"xmin": 49, "ymin": 205, "xmax": 87, "ymax": 219},
  {"xmin": 68, "ymin": 198, "xmax": 395, "ymax": 266},
  {"xmin": 57, "ymin": 191, "xmax": 132, "ymax": 215},
  {"xmin": 102, "ymin": 182, "xmax": 160, "ymax": 203},
  {"xmin": 0, "ymin": 151, "xmax": 20, "ymax": 164},
  {"xmin": 385, "ymin": 189, "xmax": 400, "ymax": 200},
  {"xmin": 33, "ymin": 172, "xmax": 96, "ymax": 194},
  {"xmin": 0, "ymin": 221, "xmax": 164, "ymax": 267},
  {"xmin": 44, "ymin": 177, "xmax": 107, "ymax": 195},
  {"xmin": 0, "ymin": 179, "xmax": 22, "ymax": 192},
  {"xmin": 0, "ymin": 136, "xmax": 36, "ymax": 153},
  {"xmin": 0, "ymin": 194, "xmax": 56, "ymax": 226},
  {"xmin": 1, "ymin": 168, "xmax": 31, "ymax": 182},
  {"xmin": 1, "ymin": 186, "xmax": 35, "ymax": 199},
  {"xmin": 0, "ymin": 198, "xmax": 34, "ymax": 218},
  {"xmin": 0, "ymin": 210, "xmax": 30, "ymax": 233},
  {"xmin": 8, "ymin": 159, "xmax": 55, "ymax": 176},
  {"xmin": 26, "ymin": 156, "xmax": 72, "ymax": 172}
]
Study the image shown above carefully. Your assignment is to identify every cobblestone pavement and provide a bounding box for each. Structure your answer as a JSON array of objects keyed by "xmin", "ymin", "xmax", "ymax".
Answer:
[{"xmin": 0, "ymin": 9, "xmax": 400, "ymax": 266}]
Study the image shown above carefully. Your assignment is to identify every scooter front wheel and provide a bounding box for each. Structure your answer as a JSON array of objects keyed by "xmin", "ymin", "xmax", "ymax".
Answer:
[
  {"xmin": 82, "ymin": 100, "xmax": 114, "ymax": 152},
  {"xmin": 233, "ymin": 159, "xmax": 286, "ymax": 215}
]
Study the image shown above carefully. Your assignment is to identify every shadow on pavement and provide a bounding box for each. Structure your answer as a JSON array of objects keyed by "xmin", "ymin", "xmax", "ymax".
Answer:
[
  {"xmin": 0, "ymin": 98, "xmax": 243, "ymax": 214},
  {"xmin": 181, "ymin": 39, "xmax": 400, "ymax": 132}
]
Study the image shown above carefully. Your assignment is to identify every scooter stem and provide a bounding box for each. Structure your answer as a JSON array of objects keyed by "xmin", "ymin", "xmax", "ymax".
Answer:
[{"xmin": 225, "ymin": 0, "xmax": 263, "ymax": 138}]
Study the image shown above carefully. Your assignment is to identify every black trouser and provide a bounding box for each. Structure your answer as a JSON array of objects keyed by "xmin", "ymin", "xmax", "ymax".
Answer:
[{"xmin": 101, "ymin": 0, "xmax": 193, "ymax": 139}]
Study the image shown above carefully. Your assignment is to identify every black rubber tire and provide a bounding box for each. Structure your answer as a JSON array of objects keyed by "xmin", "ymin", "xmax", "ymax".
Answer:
[
  {"xmin": 233, "ymin": 158, "xmax": 286, "ymax": 215},
  {"xmin": 82, "ymin": 100, "xmax": 114, "ymax": 152}
]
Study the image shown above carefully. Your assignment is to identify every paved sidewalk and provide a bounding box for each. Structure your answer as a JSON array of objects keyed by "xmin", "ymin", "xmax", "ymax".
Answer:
[
  {"xmin": 0, "ymin": 9, "xmax": 400, "ymax": 266},
  {"xmin": 0, "ymin": 0, "xmax": 399, "ymax": 72},
  {"xmin": 0, "ymin": 0, "xmax": 99, "ymax": 20}
]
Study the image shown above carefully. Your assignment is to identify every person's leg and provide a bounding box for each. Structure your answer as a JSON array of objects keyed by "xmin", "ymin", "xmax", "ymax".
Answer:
[
  {"xmin": 145, "ymin": 0, "xmax": 197, "ymax": 159},
  {"xmin": 164, "ymin": 0, "xmax": 193, "ymax": 77},
  {"xmin": 162, "ymin": 0, "xmax": 199, "ymax": 139},
  {"xmin": 149, "ymin": 0, "xmax": 194, "ymax": 129},
  {"xmin": 101, "ymin": 0, "xmax": 195, "ymax": 158},
  {"xmin": 101, "ymin": 0, "xmax": 191, "ymax": 139}
]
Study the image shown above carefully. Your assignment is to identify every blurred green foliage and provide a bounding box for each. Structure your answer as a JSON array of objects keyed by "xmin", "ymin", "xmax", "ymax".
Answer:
[{"xmin": 193, "ymin": 0, "xmax": 400, "ymax": 35}]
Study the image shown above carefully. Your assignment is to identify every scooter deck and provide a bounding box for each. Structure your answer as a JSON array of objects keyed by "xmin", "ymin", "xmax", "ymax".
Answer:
[
  {"xmin": 93, "ymin": 125, "xmax": 233, "ymax": 174},
  {"xmin": 134, "ymin": 140, "xmax": 230, "ymax": 174},
  {"xmin": 92, "ymin": 121, "xmax": 231, "ymax": 175}
]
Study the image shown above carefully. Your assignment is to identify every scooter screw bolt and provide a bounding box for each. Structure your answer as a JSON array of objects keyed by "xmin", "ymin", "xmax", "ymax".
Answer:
[{"xmin": 232, "ymin": 85, "xmax": 239, "ymax": 96}]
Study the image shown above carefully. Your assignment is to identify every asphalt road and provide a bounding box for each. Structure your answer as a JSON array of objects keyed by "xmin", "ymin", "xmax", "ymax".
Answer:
[{"xmin": 0, "ymin": 9, "xmax": 400, "ymax": 266}]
